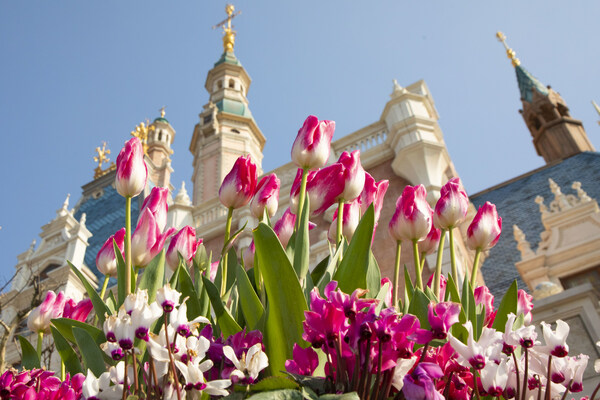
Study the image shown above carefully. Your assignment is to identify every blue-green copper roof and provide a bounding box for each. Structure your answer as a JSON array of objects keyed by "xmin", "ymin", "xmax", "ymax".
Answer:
[
  {"xmin": 515, "ymin": 65, "xmax": 548, "ymax": 103},
  {"xmin": 215, "ymin": 98, "xmax": 251, "ymax": 117},
  {"xmin": 153, "ymin": 117, "xmax": 169, "ymax": 124},
  {"xmin": 214, "ymin": 51, "xmax": 241, "ymax": 67}
]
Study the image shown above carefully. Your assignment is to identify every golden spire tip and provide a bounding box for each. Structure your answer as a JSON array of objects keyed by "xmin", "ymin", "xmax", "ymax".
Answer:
[{"xmin": 496, "ymin": 31, "xmax": 520, "ymax": 67}]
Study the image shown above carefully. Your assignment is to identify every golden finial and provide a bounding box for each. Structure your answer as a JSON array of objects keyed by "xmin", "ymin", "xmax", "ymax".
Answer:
[
  {"xmin": 496, "ymin": 31, "xmax": 520, "ymax": 67},
  {"xmin": 159, "ymin": 106, "xmax": 166, "ymax": 119},
  {"xmin": 93, "ymin": 142, "xmax": 116, "ymax": 178},
  {"xmin": 212, "ymin": 4, "xmax": 241, "ymax": 52},
  {"xmin": 130, "ymin": 120, "xmax": 154, "ymax": 155}
]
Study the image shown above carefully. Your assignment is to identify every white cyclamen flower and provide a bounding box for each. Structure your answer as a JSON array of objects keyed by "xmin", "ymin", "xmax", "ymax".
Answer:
[{"xmin": 223, "ymin": 343, "xmax": 269, "ymax": 383}]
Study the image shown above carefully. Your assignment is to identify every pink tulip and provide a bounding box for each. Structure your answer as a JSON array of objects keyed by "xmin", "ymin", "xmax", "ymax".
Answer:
[
  {"xmin": 27, "ymin": 291, "xmax": 67, "ymax": 333},
  {"xmin": 434, "ymin": 178, "xmax": 469, "ymax": 230},
  {"xmin": 474, "ymin": 286, "xmax": 496, "ymax": 327},
  {"xmin": 327, "ymin": 199, "xmax": 360, "ymax": 243},
  {"xmin": 290, "ymin": 169, "xmax": 316, "ymax": 214},
  {"xmin": 380, "ymin": 278, "xmax": 393, "ymax": 308},
  {"xmin": 336, "ymin": 151, "xmax": 366, "ymax": 202},
  {"xmin": 62, "ymin": 298, "xmax": 93, "ymax": 323},
  {"xmin": 209, "ymin": 261, "xmax": 219, "ymax": 282},
  {"xmin": 466, "ymin": 202, "xmax": 502, "ymax": 251},
  {"xmin": 388, "ymin": 185, "xmax": 433, "ymax": 242},
  {"xmin": 517, "ymin": 289, "xmax": 534, "ymax": 324},
  {"xmin": 306, "ymin": 163, "xmax": 346, "ymax": 216},
  {"xmin": 166, "ymin": 226, "xmax": 202, "ymax": 271},
  {"xmin": 360, "ymin": 172, "xmax": 389, "ymax": 223},
  {"xmin": 426, "ymin": 274, "xmax": 447, "ymax": 301},
  {"xmin": 96, "ymin": 228, "xmax": 125, "ymax": 277},
  {"xmin": 250, "ymin": 173, "xmax": 280, "ymax": 220},
  {"xmin": 418, "ymin": 225, "xmax": 441, "ymax": 256},
  {"xmin": 115, "ymin": 137, "xmax": 147, "ymax": 198},
  {"xmin": 291, "ymin": 115, "xmax": 335, "ymax": 170},
  {"xmin": 243, "ymin": 242, "xmax": 255, "ymax": 268},
  {"xmin": 219, "ymin": 155, "xmax": 257, "ymax": 209},
  {"xmin": 140, "ymin": 187, "xmax": 169, "ymax": 232},
  {"xmin": 273, "ymin": 208, "xmax": 316, "ymax": 249},
  {"xmin": 131, "ymin": 208, "xmax": 176, "ymax": 268}
]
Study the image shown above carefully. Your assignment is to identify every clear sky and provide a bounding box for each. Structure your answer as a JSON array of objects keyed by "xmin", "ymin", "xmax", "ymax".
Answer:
[{"xmin": 1, "ymin": 2, "xmax": 599, "ymax": 283}]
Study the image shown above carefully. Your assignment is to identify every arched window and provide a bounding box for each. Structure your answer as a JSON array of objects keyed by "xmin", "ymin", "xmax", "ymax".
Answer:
[
  {"xmin": 229, "ymin": 79, "xmax": 235, "ymax": 89},
  {"xmin": 39, "ymin": 264, "xmax": 61, "ymax": 281},
  {"xmin": 158, "ymin": 131, "xmax": 163, "ymax": 141},
  {"xmin": 217, "ymin": 80, "xmax": 223, "ymax": 89}
]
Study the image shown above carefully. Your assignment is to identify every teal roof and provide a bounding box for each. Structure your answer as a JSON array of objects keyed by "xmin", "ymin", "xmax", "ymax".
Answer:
[
  {"xmin": 214, "ymin": 51, "xmax": 241, "ymax": 67},
  {"xmin": 216, "ymin": 98, "xmax": 251, "ymax": 117},
  {"xmin": 515, "ymin": 65, "xmax": 549, "ymax": 103},
  {"xmin": 153, "ymin": 117, "xmax": 169, "ymax": 124}
]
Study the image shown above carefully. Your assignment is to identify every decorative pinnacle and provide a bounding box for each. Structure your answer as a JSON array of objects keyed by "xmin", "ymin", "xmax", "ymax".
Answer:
[
  {"xmin": 496, "ymin": 31, "xmax": 520, "ymax": 67},
  {"xmin": 160, "ymin": 106, "xmax": 166, "ymax": 118},
  {"xmin": 213, "ymin": 4, "xmax": 241, "ymax": 52}
]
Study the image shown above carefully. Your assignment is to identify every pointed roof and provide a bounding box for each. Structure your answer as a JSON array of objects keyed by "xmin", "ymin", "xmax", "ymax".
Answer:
[{"xmin": 515, "ymin": 64, "xmax": 549, "ymax": 103}]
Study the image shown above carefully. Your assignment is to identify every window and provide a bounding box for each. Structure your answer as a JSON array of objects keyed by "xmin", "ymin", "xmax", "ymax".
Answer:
[
  {"xmin": 158, "ymin": 132, "xmax": 162, "ymax": 141},
  {"xmin": 217, "ymin": 80, "xmax": 223, "ymax": 89},
  {"xmin": 204, "ymin": 115, "xmax": 212, "ymax": 124},
  {"xmin": 231, "ymin": 129, "xmax": 240, "ymax": 134},
  {"xmin": 229, "ymin": 79, "xmax": 235, "ymax": 89},
  {"xmin": 39, "ymin": 264, "xmax": 61, "ymax": 281},
  {"xmin": 561, "ymin": 267, "xmax": 600, "ymax": 294}
]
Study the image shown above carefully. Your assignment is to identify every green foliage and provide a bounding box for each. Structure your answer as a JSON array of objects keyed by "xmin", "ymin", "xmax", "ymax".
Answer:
[
  {"xmin": 73, "ymin": 327, "xmax": 106, "ymax": 376},
  {"xmin": 202, "ymin": 275, "xmax": 242, "ymax": 338},
  {"xmin": 175, "ymin": 263, "xmax": 204, "ymax": 321},
  {"xmin": 492, "ymin": 280, "xmax": 518, "ymax": 333},
  {"xmin": 114, "ymin": 239, "xmax": 127, "ymax": 306},
  {"xmin": 51, "ymin": 317, "xmax": 106, "ymax": 345},
  {"xmin": 68, "ymin": 261, "xmax": 111, "ymax": 324},
  {"xmin": 17, "ymin": 335, "xmax": 40, "ymax": 369},
  {"xmin": 408, "ymin": 289, "xmax": 431, "ymax": 330},
  {"xmin": 51, "ymin": 326, "xmax": 83, "ymax": 375},
  {"xmin": 293, "ymin": 195, "xmax": 310, "ymax": 281},
  {"xmin": 234, "ymin": 376, "xmax": 299, "ymax": 393},
  {"xmin": 236, "ymin": 264, "xmax": 265, "ymax": 331},
  {"xmin": 137, "ymin": 250, "xmax": 165, "ymax": 304}
]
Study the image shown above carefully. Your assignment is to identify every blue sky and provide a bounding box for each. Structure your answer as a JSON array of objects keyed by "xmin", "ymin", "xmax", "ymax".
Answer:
[{"xmin": 1, "ymin": 2, "xmax": 599, "ymax": 283}]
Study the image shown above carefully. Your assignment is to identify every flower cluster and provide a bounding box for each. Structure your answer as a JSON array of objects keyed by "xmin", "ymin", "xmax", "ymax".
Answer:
[
  {"xmin": 0, "ymin": 368, "xmax": 84, "ymax": 400},
  {"xmin": 27, "ymin": 291, "xmax": 92, "ymax": 334}
]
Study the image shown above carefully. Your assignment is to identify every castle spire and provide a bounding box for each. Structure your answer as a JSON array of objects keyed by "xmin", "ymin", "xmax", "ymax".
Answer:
[{"xmin": 213, "ymin": 4, "xmax": 241, "ymax": 53}]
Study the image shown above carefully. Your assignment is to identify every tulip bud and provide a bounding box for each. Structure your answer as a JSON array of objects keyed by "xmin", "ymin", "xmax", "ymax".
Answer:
[
  {"xmin": 360, "ymin": 172, "xmax": 389, "ymax": 223},
  {"xmin": 290, "ymin": 169, "xmax": 316, "ymax": 215},
  {"xmin": 291, "ymin": 115, "xmax": 335, "ymax": 170},
  {"xmin": 115, "ymin": 137, "xmax": 147, "ymax": 198},
  {"xmin": 166, "ymin": 226, "xmax": 202, "ymax": 271},
  {"xmin": 62, "ymin": 298, "xmax": 93, "ymax": 323},
  {"xmin": 131, "ymin": 208, "xmax": 176, "ymax": 268},
  {"xmin": 273, "ymin": 208, "xmax": 316, "ymax": 248},
  {"xmin": 418, "ymin": 225, "xmax": 441, "ymax": 255},
  {"xmin": 250, "ymin": 174, "xmax": 280, "ymax": 220},
  {"xmin": 433, "ymin": 178, "xmax": 469, "ymax": 230},
  {"xmin": 27, "ymin": 291, "xmax": 67, "ymax": 333},
  {"xmin": 96, "ymin": 228, "xmax": 125, "ymax": 277},
  {"xmin": 140, "ymin": 187, "xmax": 169, "ymax": 233},
  {"xmin": 388, "ymin": 185, "xmax": 433, "ymax": 242},
  {"xmin": 336, "ymin": 151, "xmax": 366, "ymax": 202},
  {"xmin": 243, "ymin": 242, "xmax": 255, "ymax": 268},
  {"xmin": 517, "ymin": 289, "xmax": 533, "ymax": 325},
  {"xmin": 328, "ymin": 199, "xmax": 360, "ymax": 243},
  {"xmin": 466, "ymin": 202, "xmax": 502, "ymax": 251},
  {"xmin": 219, "ymin": 155, "xmax": 257, "ymax": 209},
  {"xmin": 306, "ymin": 164, "xmax": 345, "ymax": 216},
  {"xmin": 474, "ymin": 286, "xmax": 496, "ymax": 327}
]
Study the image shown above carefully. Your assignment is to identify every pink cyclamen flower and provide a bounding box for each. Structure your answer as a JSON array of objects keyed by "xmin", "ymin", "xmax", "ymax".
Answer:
[
  {"xmin": 327, "ymin": 199, "xmax": 360, "ymax": 243},
  {"xmin": 289, "ymin": 168, "xmax": 317, "ymax": 215},
  {"xmin": 285, "ymin": 344, "xmax": 319, "ymax": 376},
  {"xmin": 27, "ymin": 291, "xmax": 67, "ymax": 333},
  {"xmin": 541, "ymin": 319, "xmax": 569, "ymax": 357},
  {"xmin": 412, "ymin": 302, "xmax": 461, "ymax": 343},
  {"xmin": 306, "ymin": 163, "xmax": 346, "ymax": 216},
  {"xmin": 291, "ymin": 115, "xmax": 335, "ymax": 170},
  {"xmin": 388, "ymin": 184, "xmax": 433, "ymax": 242},
  {"xmin": 517, "ymin": 289, "xmax": 534, "ymax": 325},
  {"xmin": 140, "ymin": 187, "xmax": 169, "ymax": 233},
  {"xmin": 466, "ymin": 201, "xmax": 502, "ymax": 251},
  {"xmin": 131, "ymin": 208, "xmax": 176, "ymax": 268},
  {"xmin": 96, "ymin": 227, "xmax": 125, "ymax": 277},
  {"xmin": 433, "ymin": 177, "xmax": 469, "ymax": 230},
  {"xmin": 474, "ymin": 286, "xmax": 496, "ymax": 328},
  {"xmin": 336, "ymin": 150, "xmax": 366, "ymax": 202},
  {"xmin": 218, "ymin": 155, "xmax": 257, "ymax": 209},
  {"xmin": 360, "ymin": 172, "xmax": 389, "ymax": 223},
  {"xmin": 402, "ymin": 363, "xmax": 444, "ymax": 400},
  {"xmin": 250, "ymin": 173, "xmax": 280, "ymax": 220},
  {"xmin": 166, "ymin": 226, "xmax": 202, "ymax": 271},
  {"xmin": 62, "ymin": 298, "xmax": 93, "ymax": 322},
  {"xmin": 418, "ymin": 225, "xmax": 442, "ymax": 256},
  {"xmin": 115, "ymin": 137, "xmax": 147, "ymax": 198}
]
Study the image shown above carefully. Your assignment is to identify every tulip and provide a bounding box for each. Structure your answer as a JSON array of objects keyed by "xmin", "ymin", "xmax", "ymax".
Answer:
[
  {"xmin": 62, "ymin": 298, "xmax": 93, "ymax": 323},
  {"xmin": 243, "ymin": 242, "xmax": 255, "ymax": 268},
  {"xmin": 115, "ymin": 137, "xmax": 147, "ymax": 198},
  {"xmin": 166, "ymin": 226, "xmax": 202, "ymax": 271},
  {"xmin": 131, "ymin": 208, "xmax": 176, "ymax": 268},
  {"xmin": 359, "ymin": 172, "xmax": 389, "ymax": 223},
  {"xmin": 474, "ymin": 286, "xmax": 496, "ymax": 327},
  {"xmin": 250, "ymin": 173, "xmax": 280, "ymax": 220},
  {"xmin": 27, "ymin": 290, "xmax": 67, "ymax": 334},
  {"xmin": 467, "ymin": 201, "xmax": 502, "ymax": 287},
  {"xmin": 291, "ymin": 115, "xmax": 335, "ymax": 170},
  {"xmin": 327, "ymin": 199, "xmax": 360, "ymax": 243},
  {"xmin": 272, "ymin": 208, "xmax": 316, "ymax": 249},
  {"xmin": 517, "ymin": 289, "xmax": 534, "ymax": 325},
  {"xmin": 336, "ymin": 150, "xmax": 366, "ymax": 202},
  {"xmin": 418, "ymin": 225, "xmax": 441, "ymax": 256},
  {"xmin": 140, "ymin": 187, "xmax": 169, "ymax": 233},
  {"xmin": 306, "ymin": 163, "xmax": 346, "ymax": 216},
  {"xmin": 433, "ymin": 178, "xmax": 469, "ymax": 230},
  {"xmin": 289, "ymin": 169, "xmax": 316, "ymax": 214},
  {"xmin": 96, "ymin": 228, "xmax": 125, "ymax": 278},
  {"xmin": 218, "ymin": 155, "xmax": 257, "ymax": 209}
]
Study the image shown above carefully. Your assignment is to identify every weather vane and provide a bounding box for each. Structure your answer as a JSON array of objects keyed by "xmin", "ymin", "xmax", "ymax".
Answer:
[
  {"xmin": 212, "ymin": 4, "xmax": 241, "ymax": 52},
  {"xmin": 496, "ymin": 31, "xmax": 520, "ymax": 67},
  {"xmin": 159, "ymin": 106, "xmax": 166, "ymax": 118},
  {"xmin": 130, "ymin": 120, "xmax": 154, "ymax": 154},
  {"xmin": 93, "ymin": 141, "xmax": 116, "ymax": 179}
]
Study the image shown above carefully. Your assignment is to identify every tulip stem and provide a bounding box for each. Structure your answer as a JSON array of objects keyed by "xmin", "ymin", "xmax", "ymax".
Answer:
[
  {"xmin": 392, "ymin": 240, "xmax": 402, "ymax": 308},
  {"xmin": 433, "ymin": 229, "xmax": 447, "ymax": 300},
  {"xmin": 99, "ymin": 274, "xmax": 110, "ymax": 300},
  {"xmin": 60, "ymin": 360, "xmax": 65, "ymax": 380},
  {"xmin": 336, "ymin": 200, "xmax": 344, "ymax": 257},
  {"xmin": 470, "ymin": 249, "xmax": 482, "ymax": 289},
  {"xmin": 36, "ymin": 331, "xmax": 43, "ymax": 362},
  {"xmin": 412, "ymin": 239, "xmax": 422, "ymax": 290},
  {"xmin": 448, "ymin": 227, "xmax": 457, "ymax": 284},
  {"xmin": 221, "ymin": 207, "xmax": 234, "ymax": 297},
  {"xmin": 125, "ymin": 196, "xmax": 132, "ymax": 296},
  {"xmin": 295, "ymin": 168, "xmax": 309, "ymax": 232}
]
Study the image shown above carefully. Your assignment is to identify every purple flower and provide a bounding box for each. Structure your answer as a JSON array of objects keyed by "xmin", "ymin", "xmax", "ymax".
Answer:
[
  {"xmin": 412, "ymin": 302, "xmax": 460, "ymax": 344},
  {"xmin": 285, "ymin": 344, "xmax": 319, "ymax": 376},
  {"xmin": 402, "ymin": 362, "xmax": 444, "ymax": 400}
]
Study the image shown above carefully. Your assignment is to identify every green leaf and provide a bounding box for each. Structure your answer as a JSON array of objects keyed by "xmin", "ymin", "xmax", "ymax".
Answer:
[
  {"xmin": 214, "ymin": 248, "xmax": 238, "ymax": 299},
  {"xmin": 316, "ymin": 246, "xmax": 342, "ymax": 293},
  {"xmin": 333, "ymin": 205, "xmax": 375, "ymax": 294},
  {"xmin": 404, "ymin": 265, "xmax": 414, "ymax": 301},
  {"xmin": 17, "ymin": 335, "xmax": 40, "ymax": 369},
  {"xmin": 319, "ymin": 394, "xmax": 360, "ymax": 400},
  {"xmin": 234, "ymin": 376, "xmax": 299, "ymax": 392},
  {"xmin": 446, "ymin": 275, "xmax": 461, "ymax": 304},
  {"xmin": 374, "ymin": 281, "xmax": 390, "ymax": 315},
  {"xmin": 202, "ymin": 275, "xmax": 242, "ymax": 338},
  {"xmin": 50, "ymin": 326, "xmax": 82, "ymax": 375},
  {"xmin": 221, "ymin": 222, "xmax": 248, "ymax": 256},
  {"xmin": 73, "ymin": 327, "xmax": 106, "ymax": 376},
  {"xmin": 114, "ymin": 239, "xmax": 127, "ymax": 306},
  {"xmin": 246, "ymin": 389, "xmax": 303, "ymax": 400},
  {"xmin": 236, "ymin": 264, "xmax": 264, "ymax": 330},
  {"xmin": 253, "ymin": 223, "xmax": 308, "ymax": 376},
  {"xmin": 169, "ymin": 263, "xmax": 180, "ymax": 286},
  {"xmin": 51, "ymin": 318, "xmax": 106, "ymax": 345},
  {"xmin": 492, "ymin": 280, "xmax": 518, "ymax": 333},
  {"xmin": 293, "ymin": 194, "xmax": 310, "ymax": 280},
  {"xmin": 105, "ymin": 292, "xmax": 117, "ymax": 314},
  {"xmin": 408, "ymin": 289, "xmax": 431, "ymax": 330},
  {"xmin": 137, "ymin": 250, "xmax": 165, "ymax": 304},
  {"xmin": 68, "ymin": 261, "xmax": 111, "ymax": 324},
  {"xmin": 176, "ymin": 264, "xmax": 203, "ymax": 321},
  {"xmin": 310, "ymin": 255, "xmax": 330, "ymax": 286},
  {"xmin": 366, "ymin": 251, "xmax": 381, "ymax": 298}
]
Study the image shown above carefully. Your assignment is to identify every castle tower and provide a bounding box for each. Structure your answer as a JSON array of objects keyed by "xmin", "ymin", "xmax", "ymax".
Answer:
[
  {"xmin": 497, "ymin": 32, "xmax": 595, "ymax": 164},
  {"xmin": 189, "ymin": 5, "xmax": 265, "ymax": 205},
  {"xmin": 146, "ymin": 108, "xmax": 175, "ymax": 190}
]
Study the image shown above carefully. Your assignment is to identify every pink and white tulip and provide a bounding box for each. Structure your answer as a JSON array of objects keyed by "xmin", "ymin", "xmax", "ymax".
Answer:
[
  {"xmin": 327, "ymin": 199, "xmax": 360, "ymax": 243},
  {"xmin": 140, "ymin": 187, "xmax": 169, "ymax": 233},
  {"xmin": 466, "ymin": 202, "xmax": 502, "ymax": 251},
  {"xmin": 388, "ymin": 185, "xmax": 433, "ymax": 242},
  {"xmin": 115, "ymin": 137, "xmax": 147, "ymax": 198},
  {"xmin": 359, "ymin": 172, "xmax": 389, "ymax": 223},
  {"xmin": 306, "ymin": 163, "xmax": 345, "ymax": 215},
  {"xmin": 433, "ymin": 177, "xmax": 469, "ymax": 230},
  {"xmin": 62, "ymin": 298, "xmax": 93, "ymax": 323},
  {"xmin": 336, "ymin": 150, "xmax": 366, "ymax": 202},
  {"xmin": 166, "ymin": 226, "xmax": 202, "ymax": 271},
  {"xmin": 250, "ymin": 173, "xmax": 280, "ymax": 220},
  {"xmin": 418, "ymin": 225, "xmax": 441, "ymax": 255},
  {"xmin": 474, "ymin": 286, "xmax": 496, "ymax": 327},
  {"xmin": 273, "ymin": 208, "xmax": 297, "ymax": 249},
  {"xmin": 291, "ymin": 115, "xmax": 335, "ymax": 170},
  {"xmin": 517, "ymin": 289, "xmax": 534, "ymax": 325},
  {"xmin": 27, "ymin": 290, "xmax": 67, "ymax": 333},
  {"xmin": 289, "ymin": 169, "xmax": 316, "ymax": 215},
  {"xmin": 96, "ymin": 228, "xmax": 125, "ymax": 277},
  {"xmin": 218, "ymin": 155, "xmax": 257, "ymax": 209},
  {"xmin": 131, "ymin": 208, "xmax": 176, "ymax": 268}
]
